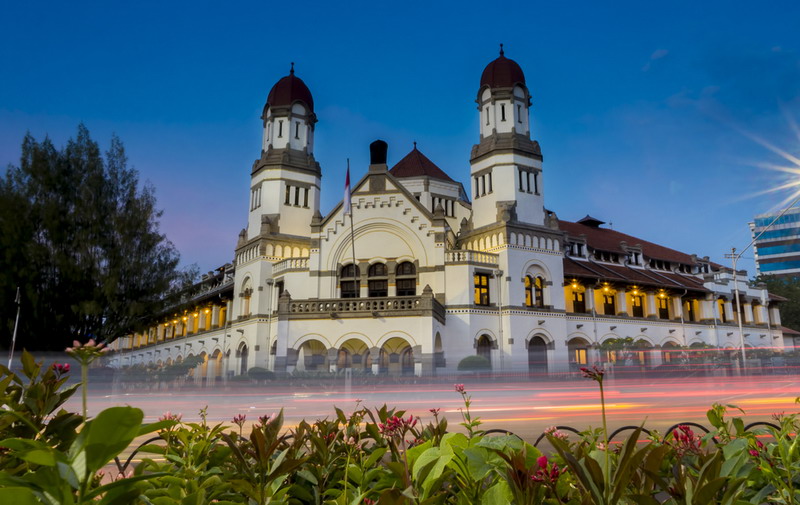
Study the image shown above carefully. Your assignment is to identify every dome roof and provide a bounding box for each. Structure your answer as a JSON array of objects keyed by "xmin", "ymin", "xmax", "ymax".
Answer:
[
  {"xmin": 480, "ymin": 45, "xmax": 526, "ymax": 89},
  {"xmin": 266, "ymin": 64, "xmax": 314, "ymax": 112}
]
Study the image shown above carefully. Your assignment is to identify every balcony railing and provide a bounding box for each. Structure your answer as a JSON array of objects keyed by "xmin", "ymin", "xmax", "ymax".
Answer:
[
  {"xmin": 273, "ymin": 257, "xmax": 309, "ymax": 274},
  {"xmin": 284, "ymin": 294, "xmax": 445, "ymax": 323},
  {"xmin": 445, "ymin": 250, "xmax": 499, "ymax": 266}
]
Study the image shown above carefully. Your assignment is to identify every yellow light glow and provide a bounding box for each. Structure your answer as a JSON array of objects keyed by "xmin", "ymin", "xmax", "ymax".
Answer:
[
  {"xmin": 193, "ymin": 313, "xmax": 199, "ymax": 317},
  {"xmin": 633, "ymin": 290, "xmax": 639, "ymax": 295},
  {"xmin": 204, "ymin": 309, "xmax": 210, "ymax": 314}
]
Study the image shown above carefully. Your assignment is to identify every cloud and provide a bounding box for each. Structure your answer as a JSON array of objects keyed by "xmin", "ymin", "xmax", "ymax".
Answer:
[{"xmin": 642, "ymin": 49, "xmax": 669, "ymax": 71}]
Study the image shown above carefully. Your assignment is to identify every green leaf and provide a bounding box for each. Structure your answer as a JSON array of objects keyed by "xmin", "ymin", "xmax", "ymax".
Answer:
[
  {"xmin": 481, "ymin": 481, "xmax": 512, "ymax": 505},
  {"xmin": 82, "ymin": 406, "xmax": 144, "ymax": 473},
  {"xmin": 722, "ymin": 438, "xmax": 748, "ymax": 460},
  {"xmin": 0, "ymin": 487, "xmax": 40, "ymax": 505},
  {"xmin": 21, "ymin": 350, "xmax": 37, "ymax": 380}
]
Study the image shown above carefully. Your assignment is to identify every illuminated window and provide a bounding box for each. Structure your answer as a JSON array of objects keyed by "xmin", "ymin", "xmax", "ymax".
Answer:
[
  {"xmin": 657, "ymin": 296, "xmax": 669, "ymax": 319},
  {"xmin": 474, "ymin": 273, "xmax": 490, "ymax": 306},
  {"xmin": 603, "ymin": 294, "xmax": 615, "ymax": 315},
  {"xmin": 572, "ymin": 291, "xmax": 586, "ymax": 313},
  {"xmin": 631, "ymin": 295, "xmax": 644, "ymax": 317},
  {"xmin": 525, "ymin": 276, "xmax": 545, "ymax": 308},
  {"xmin": 574, "ymin": 348, "xmax": 587, "ymax": 365},
  {"xmin": 684, "ymin": 300, "xmax": 696, "ymax": 322}
]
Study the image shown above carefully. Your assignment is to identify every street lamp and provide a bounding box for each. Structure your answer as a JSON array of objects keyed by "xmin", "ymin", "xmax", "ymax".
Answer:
[{"xmin": 726, "ymin": 197, "xmax": 800, "ymax": 366}]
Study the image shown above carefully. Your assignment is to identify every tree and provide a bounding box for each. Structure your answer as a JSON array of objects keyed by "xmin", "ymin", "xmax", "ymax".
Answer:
[
  {"xmin": 1, "ymin": 124, "xmax": 193, "ymax": 351},
  {"xmin": 755, "ymin": 275, "xmax": 800, "ymax": 332}
]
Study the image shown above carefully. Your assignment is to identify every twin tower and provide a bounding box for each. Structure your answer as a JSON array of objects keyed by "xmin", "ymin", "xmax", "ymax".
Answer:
[{"xmin": 245, "ymin": 48, "xmax": 546, "ymax": 241}]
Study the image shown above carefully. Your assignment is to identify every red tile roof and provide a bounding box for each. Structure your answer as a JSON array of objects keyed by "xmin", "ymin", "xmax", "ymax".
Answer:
[
  {"xmin": 559, "ymin": 219, "xmax": 698, "ymax": 265},
  {"xmin": 780, "ymin": 325, "xmax": 800, "ymax": 335},
  {"xmin": 563, "ymin": 257, "xmax": 710, "ymax": 293},
  {"xmin": 389, "ymin": 146, "xmax": 455, "ymax": 182}
]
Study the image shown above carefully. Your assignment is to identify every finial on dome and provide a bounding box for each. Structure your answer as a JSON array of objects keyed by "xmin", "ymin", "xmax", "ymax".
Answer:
[
  {"xmin": 413, "ymin": 141, "xmax": 417, "ymax": 150},
  {"xmin": 290, "ymin": 62, "xmax": 295, "ymax": 74},
  {"xmin": 499, "ymin": 43, "xmax": 504, "ymax": 56}
]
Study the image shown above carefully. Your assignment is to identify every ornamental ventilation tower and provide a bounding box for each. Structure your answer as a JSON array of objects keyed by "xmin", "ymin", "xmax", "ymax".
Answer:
[
  {"xmin": 469, "ymin": 45, "xmax": 545, "ymax": 228},
  {"xmin": 247, "ymin": 64, "xmax": 321, "ymax": 239}
]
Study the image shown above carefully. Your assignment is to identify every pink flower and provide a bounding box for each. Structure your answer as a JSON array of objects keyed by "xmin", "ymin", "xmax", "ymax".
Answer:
[
  {"xmin": 378, "ymin": 414, "xmax": 418, "ymax": 438},
  {"xmin": 429, "ymin": 408, "xmax": 441, "ymax": 416},
  {"xmin": 232, "ymin": 414, "xmax": 246, "ymax": 428},
  {"xmin": 52, "ymin": 363, "xmax": 70, "ymax": 374},
  {"xmin": 454, "ymin": 384, "xmax": 465, "ymax": 394},
  {"xmin": 537, "ymin": 455, "xmax": 548, "ymax": 469},
  {"xmin": 749, "ymin": 449, "xmax": 759, "ymax": 457},
  {"xmin": 158, "ymin": 411, "xmax": 182, "ymax": 422},
  {"xmin": 580, "ymin": 365, "xmax": 605, "ymax": 382},
  {"xmin": 596, "ymin": 442, "xmax": 606, "ymax": 451}
]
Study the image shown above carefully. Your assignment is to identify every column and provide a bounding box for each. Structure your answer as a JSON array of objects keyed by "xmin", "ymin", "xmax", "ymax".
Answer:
[
  {"xmin": 723, "ymin": 300, "xmax": 734, "ymax": 323},
  {"xmin": 586, "ymin": 287, "xmax": 595, "ymax": 312},
  {"xmin": 187, "ymin": 315, "xmax": 195, "ymax": 334},
  {"xmin": 743, "ymin": 302, "xmax": 754, "ymax": 324},
  {"xmin": 198, "ymin": 310, "xmax": 208, "ymax": 331},
  {"xmin": 327, "ymin": 348, "xmax": 338, "ymax": 373},
  {"xmin": 369, "ymin": 347, "xmax": 381, "ymax": 375},
  {"xmin": 645, "ymin": 291, "xmax": 657, "ymax": 318},
  {"xmin": 672, "ymin": 297, "xmax": 683, "ymax": 320},
  {"xmin": 699, "ymin": 299, "xmax": 714, "ymax": 321},
  {"xmin": 211, "ymin": 305, "xmax": 220, "ymax": 328},
  {"xmin": 615, "ymin": 290, "xmax": 627, "ymax": 316}
]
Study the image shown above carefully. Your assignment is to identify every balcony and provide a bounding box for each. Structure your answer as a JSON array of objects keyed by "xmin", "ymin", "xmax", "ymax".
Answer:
[
  {"xmin": 273, "ymin": 257, "xmax": 309, "ymax": 274},
  {"xmin": 445, "ymin": 250, "xmax": 499, "ymax": 267},
  {"xmin": 283, "ymin": 293, "xmax": 445, "ymax": 324}
]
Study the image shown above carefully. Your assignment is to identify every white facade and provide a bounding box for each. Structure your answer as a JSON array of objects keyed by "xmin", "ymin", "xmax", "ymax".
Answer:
[{"xmin": 109, "ymin": 53, "xmax": 785, "ymax": 380}]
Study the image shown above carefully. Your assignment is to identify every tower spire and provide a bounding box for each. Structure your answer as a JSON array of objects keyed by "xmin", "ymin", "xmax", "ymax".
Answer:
[
  {"xmin": 290, "ymin": 61, "xmax": 295, "ymax": 74},
  {"xmin": 499, "ymin": 43, "xmax": 504, "ymax": 56}
]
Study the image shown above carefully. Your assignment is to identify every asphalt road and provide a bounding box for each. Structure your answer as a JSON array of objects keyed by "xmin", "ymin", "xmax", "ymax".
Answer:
[{"xmin": 78, "ymin": 373, "xmax": 800, "ymax": 442}]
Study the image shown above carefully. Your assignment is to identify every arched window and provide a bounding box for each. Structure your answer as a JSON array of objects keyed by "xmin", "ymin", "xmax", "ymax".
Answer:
[
  {"xmin": 534, "ymin": 277, "xmax": 545, "ymax": 307},
  {"xmin": 340, "ymin": 264, "xmax": 360, "ymax": 298},
  {"xmin": 524, "ymin": 275, "xmax": 545, "ymax": 308},
  {"xmin": 240, "ymin": 279, "xmax": 253, "ymax": 317},
  {"xmin": 368, "ymin": 263, "xmax": 388, "ymax": 297},
  {"xmin": 396, "ymin": 261, "xmax": 416, "ymax": 296}
]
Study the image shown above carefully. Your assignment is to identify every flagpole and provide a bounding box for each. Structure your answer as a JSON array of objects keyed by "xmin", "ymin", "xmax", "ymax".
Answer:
[
  {"xmin": 347, "ymin": 159, "xmax": 358, "ymax": 295},
  {"xmin": 8, "ymin": 287, "xmax": 21, "ymax": 369}
]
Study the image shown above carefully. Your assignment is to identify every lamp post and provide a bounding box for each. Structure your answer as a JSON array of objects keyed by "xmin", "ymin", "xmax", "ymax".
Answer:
[{"xmin": 726, "ymin": 197, "xmax": 800, "ymax": 367}]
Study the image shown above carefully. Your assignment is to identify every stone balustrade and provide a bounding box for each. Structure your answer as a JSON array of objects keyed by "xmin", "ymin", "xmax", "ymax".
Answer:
[{"xmin": 445, "ymin": 249, "xmax": 499, "ymax": 266}]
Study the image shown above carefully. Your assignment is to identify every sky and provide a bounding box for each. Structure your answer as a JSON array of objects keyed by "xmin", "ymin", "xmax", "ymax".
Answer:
[{"xmin": 2, "ymin": 0, "xmax": 799, "ymax": 276}]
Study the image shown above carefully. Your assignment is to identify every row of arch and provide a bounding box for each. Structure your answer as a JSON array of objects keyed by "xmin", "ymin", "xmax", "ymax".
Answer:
[{"xmin": 265, "ymin": 243, "xmax": 310, "ymax": 259}]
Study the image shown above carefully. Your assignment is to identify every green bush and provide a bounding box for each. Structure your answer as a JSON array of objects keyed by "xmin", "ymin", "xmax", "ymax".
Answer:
[
  {"xmin": 457, "ymin": 354, "xmax": 491, "ymax": 371},
  {"xmin": 247, "ymin": 367, "xmax": 275, "ymax": 382}
]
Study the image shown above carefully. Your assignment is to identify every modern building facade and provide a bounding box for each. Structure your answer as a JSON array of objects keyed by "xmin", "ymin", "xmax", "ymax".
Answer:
[
  {"xmin": 750, "ymin": 207, "xmax": 800, "ymax": 278},
  {"xmin": 108, "ymin": 51, "xmax": 785, "ymax": 380}
]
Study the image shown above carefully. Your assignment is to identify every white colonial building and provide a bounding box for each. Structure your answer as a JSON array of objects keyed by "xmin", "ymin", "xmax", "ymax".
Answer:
[{"xmin": 108, "ymin": 51, "xmax": 786, "ymax": 381}]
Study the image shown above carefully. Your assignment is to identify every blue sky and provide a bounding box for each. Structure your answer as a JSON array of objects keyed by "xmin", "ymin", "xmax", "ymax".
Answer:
[{"xmin": 2, "ymin": 1, "xmax": 799, "ymax": 275}]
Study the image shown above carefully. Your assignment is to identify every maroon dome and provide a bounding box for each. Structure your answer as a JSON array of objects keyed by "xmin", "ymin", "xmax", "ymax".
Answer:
[
  {"xmin": 480, "ymin": 45, "xmax": 526, "ymax": 89},
  {"xmin": 266, "ymin": 65, "xmax": 314, "ymax": 112}
]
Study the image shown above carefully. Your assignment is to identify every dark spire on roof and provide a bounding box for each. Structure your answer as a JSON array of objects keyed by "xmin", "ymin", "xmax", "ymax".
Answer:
[
  {"xmin": 499, "ymin": 43, "xmax": 504, "ymax": 56},
  {"xmin": 577, "ymin": 215, "xmax": 605, "ymax": 228},
  {"xmin": 290, "ymin": 61, "xmax": 294, "ymax": 74}
]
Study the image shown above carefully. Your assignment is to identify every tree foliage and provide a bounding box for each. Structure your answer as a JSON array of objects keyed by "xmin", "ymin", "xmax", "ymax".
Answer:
[
  {"xmin": 0, "ymin": 124, "xmax": 191, "ymax": 351},
  {"xmin": 756, "ymin": 275, "xmax": 800, "ymax": 331}
]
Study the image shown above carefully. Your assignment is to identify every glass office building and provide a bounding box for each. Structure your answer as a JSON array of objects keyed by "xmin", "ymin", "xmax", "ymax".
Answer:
[{"xmin": 750, "ymin": 207, "xmax": 800, "ymax": 278}]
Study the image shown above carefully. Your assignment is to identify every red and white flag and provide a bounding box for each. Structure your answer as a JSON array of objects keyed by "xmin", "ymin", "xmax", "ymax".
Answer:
[{"xmin": 343, "ymin": 165, "xmax": 352, "ymax": 216}]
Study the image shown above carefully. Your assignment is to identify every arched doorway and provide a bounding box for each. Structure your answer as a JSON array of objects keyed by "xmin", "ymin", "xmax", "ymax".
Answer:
[
  {"xmin": 380, "ymin": 337, "xmax": 414, "ymax": 376},
  {"xmin": 296, "ymin": 339, "xmax": 326, "ymax": 371},
  {"xmin": 337, "ymin": 338, "xmax": 370, "ymax": 371},
  {"xmin": 476, "ymin": 334, "xmax": 493, "ymax": 361},
  {"xmin": 527, "ymin": 336, "xmax": 547, "ymax": 375},
  {"xmin": 567, "ymin": 337, "xmax": 590, "ymax": 370},
  {"xmin": 434, "ymin": 333, "xmax": 445, "ymax": 369},
  {"xmin": 238, "ymin": 344, "xmax": 249, "ymax": 375}
]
